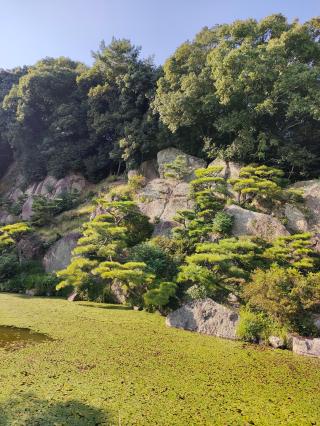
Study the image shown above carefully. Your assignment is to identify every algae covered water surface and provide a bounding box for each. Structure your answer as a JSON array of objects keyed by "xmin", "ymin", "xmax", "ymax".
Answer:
[{"xmin": 0, "ymin": 293, "xmax": 319, "ymax": 425}]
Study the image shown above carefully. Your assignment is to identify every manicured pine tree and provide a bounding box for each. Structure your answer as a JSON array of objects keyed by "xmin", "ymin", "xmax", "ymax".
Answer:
[
  {"xmin": 228, "ymin": 164, "xmax": 284, "ymax": 205},
  {"xmin": 178, "ymin": 237, "xmax": 266, "ymax": 299},
  {"xmin": 263, "ymin": 232, "xmax": 320, "ymax": 272}
]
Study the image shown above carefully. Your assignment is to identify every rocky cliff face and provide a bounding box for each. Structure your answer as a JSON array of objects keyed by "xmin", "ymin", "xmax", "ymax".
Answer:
[
  {"xmin": 0, "ymin": 170, "xmax": 88, "ymax": 224},
  {"xmin": 137, "ymin": 179, "xmax": 192, "ymax": 235},
  {"xmin": 43, "ymin": 233, "xmax": 81, "ymax": 273}
]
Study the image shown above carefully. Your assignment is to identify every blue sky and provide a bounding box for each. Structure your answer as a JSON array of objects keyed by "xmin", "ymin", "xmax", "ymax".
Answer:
[{"xmin": 1, "ymin": 0, "xmax": 318, "ymax": 68}]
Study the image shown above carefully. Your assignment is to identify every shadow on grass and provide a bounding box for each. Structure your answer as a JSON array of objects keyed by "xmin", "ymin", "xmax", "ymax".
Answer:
[
  {"xmin": 0, "ymin": 393, "xmax": 110, "ymax": 425},
  {"xmin": 78, "ymin": 302, "xmax": 132, "ymax": 311}
]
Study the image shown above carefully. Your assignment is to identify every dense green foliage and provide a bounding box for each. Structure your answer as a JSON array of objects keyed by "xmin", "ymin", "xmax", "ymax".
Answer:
[
  {"xmin": 1, "ymin": 15, "xmax": 319, "ymax": 184},
  {"xmin": 244, "ymin": 266, "xmax": 320, "ymax": 335},
  {"xmin": 154, "ymin": 15, "xmax": 320, "ymax": 177},
  {"xmin": 1, "ymin": 14, "xmax": 320, "ymax": 345}
]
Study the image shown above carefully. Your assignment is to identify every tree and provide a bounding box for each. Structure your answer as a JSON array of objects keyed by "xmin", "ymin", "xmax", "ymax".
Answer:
[
  {"xmin": 3, "ymin": 58, "xmax": 88, "ymax": 183},
  {"xmin": 78, "ymin": 38, "xmax": 170, "ymax": 177},
  {"xmin": 144, "ymin": 281, "xmax": 177, "ymax": 312},
  {"xmin": 93, "ymin": 261, "xmax": 154, "ymax": 307},
  {"xmin": 0, "ymin": 67, "xmax": 28, "ymax": 178},
  {"xmin": 56, "ymin": 192, "xmax": 153, "ymax": 301},
  {"xmin": 243, "ymin": 266, "xmax": 320, "ymax": 335},
  {"xmin": 154, "ymin": 15, "xmax": 320, "ymax": 177},
  {"xmin": 178, "ymin": 237, "xmax": 266, "ymax": 299},
  {"xmin": 263, "ymin": 233, "xmax": 320, "ymax": 272},
  {"xmin": 172, "ymin": 165, "xmax": 230, "ymax": 251},
  {"xmin": 0, "ymin": 223, "xmax": 31, "ymax": 252},
  {"xmin": 228, "ymin": 164, "xmax": 285, "ymax": 205}
]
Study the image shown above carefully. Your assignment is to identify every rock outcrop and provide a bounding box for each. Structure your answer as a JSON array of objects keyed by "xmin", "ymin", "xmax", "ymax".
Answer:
[
  {"xmin": 268, "ymin": 335, "xmax": 286, "ymax": 349},
  {"xmin": 157, "ymin": 148, "xmax": 206, "ymax": 181},
  {"xmin": 290, "ymin": 180, "xmax": 320, "ymax": 231},
  {"xmin": 225, "ymin": 204, "xmax": 289, "ymax": 241},
  {"xmin": 166, "ymin": 298, "xmax": 239, "ymax": 340},
  {"xmin": 292, "ymin": 335, "xmax": 320, "ymax": 357},
  {"xmin": 43, "ymin": 233, "xmax": 80, "ymax": 273},
  {"xmin": 138, "ymin": 179, "xmax": 193, "ymax": 235},
  {"xmin": 17, "ymin": 234, "xmax": 44, "ymax": 260},
  {"xmin": 21, "ymin": 174, "xmax": 88, "ymax": 220},
  {"xmin": 208, "ymin": 159, "xmax": 242, "ymax": 180},
  {"xmin": 139, "ymin": 159, "xmax": 159, "ymax": 181},
  {"xmin": 284, "ymin": 204, "xmax": 309, "ymax": 233}
]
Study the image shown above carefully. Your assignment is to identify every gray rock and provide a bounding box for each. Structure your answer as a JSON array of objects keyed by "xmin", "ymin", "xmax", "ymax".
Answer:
[
  {"xmin": 138, "ymin": 179, "xmax": 193, "ymax": 235},
  {"xmin": 157, "ymin": 148, "xmax": 206, "ymax": 181},
  {"xmin": 68, "ymin": 291, "xmax": 80, "ymax": 302},
  {"xmin": 292, "ymin": 335, "xmax": 320, "ymax": 357},
  {"xmin": 25, "ymin": 289, "xmax": 38, "ymax": 297},
  {"xmin": 166, "ymin": 298, "xmax": 240, "ymax": 340},
  {"xmin": 43, "ymin": 233, "xmax": 80, "ymax": 273},
  {"xmin": 139, "ymin": 159, "xmax": 159, "ymax": 180},
  {"xmin": 312, "ymin": 314, "xmax": 320, "ymax": 331},
  {"xmin": 225, "ymin": 204, "xmax": 289, "ymax": 241},
  {"xmin": 291, "ymin": 180, "xmax": 320, "ymax": 231},
  {"xmin": 0, "ymin": 211, "xmax": 20, "ymax": 225},
  {"xmin": 21, "ymin": 174, "xmax": 88, "ymax": 220},
  {"xmin": 284, "ymin": 204, "xmax": 309, "ymax": 233},
  {"xmin": 21, "ymin": 197, "xmax": 34, "ymax": 221},
  {"xmin": 111, "ymin": 280, "xmax": 127, "ymax": 304},
  {"xmin": 17, "ymin": 234, "xmax": 44, "ymax": 260},
  {"xmin": 268, "ymin": 335, "xmax": 286, "ymax": 349},
  {"xmin": 127, "ymin": 169, "xmax": 139, "ymax": 179},
  {"xmin": 208, "ymin": 159, "xmax": 242, "ymax": 180}
]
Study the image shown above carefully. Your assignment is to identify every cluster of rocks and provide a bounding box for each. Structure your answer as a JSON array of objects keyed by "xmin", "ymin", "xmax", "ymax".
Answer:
[
  {"xmin": 2, "ymin": 147, "xmax": 320, "ymax": 357},
  {"xmin": 166, "ymin": 298, "xmax": 320, "ymax": 357},
  {"xmin": 0, "ymin": 170, "xmax": 88, "ymax": 224}
]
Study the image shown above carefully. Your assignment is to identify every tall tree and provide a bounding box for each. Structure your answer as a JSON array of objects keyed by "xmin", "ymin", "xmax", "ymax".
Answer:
[
  {"xmin": 154, "ymin": 15, "xmax": 320, "ymax": 177},
  {"xmin": 3, "ymin": 58, "xmax": 88, "ymax": 182},
  {"xmin": 78, "ymin": 38, "xmax": 170, "ymax": 179}
]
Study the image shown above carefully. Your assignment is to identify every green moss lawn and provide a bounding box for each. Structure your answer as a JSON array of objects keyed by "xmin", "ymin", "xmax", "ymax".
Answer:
[{"xmin": 0, "ymin": 294, "xmax": 319, "ymax": 425}]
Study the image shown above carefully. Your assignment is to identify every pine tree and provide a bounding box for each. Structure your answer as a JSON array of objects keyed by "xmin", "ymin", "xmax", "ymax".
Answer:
[
  {"xmin": 0, "ymin": 223, "xmax": 31, "ymax": 252},
  {"xmin": 93, "ymin": 261, "xmax": 154, "ymax": 307},
  {"xmin": 228, "ymin": 165, "xmax": 284, "ymax": 205},
  {"xmin": 263, "ymin": 233, "xmax": 320, "ymax": 272},
  {"xmin": 178, "ymin": 237, "xmax": 266, "ymax": 299},
  {"xmin": 172, "ymin": 165, "xmax": 231, "ymax": 252}
]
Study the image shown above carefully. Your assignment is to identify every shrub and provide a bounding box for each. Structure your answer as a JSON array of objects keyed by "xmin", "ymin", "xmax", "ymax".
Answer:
[
  {"xmin": 128, "ymin": 242, "xmax": 178, "ymax": 281},
  {"xmin": 211, "ymin": 211, "xmax": 233, "ymax": 236},
  {"xmin": 186, "ymin": 284, "xmax": 208, "ymax": 301},
  {"xmin": 144, "ymin": 281, "xmax": 177, "ymax": 313},
  {"xmin": 237, "ymin": 309, "xmax": 272, "ymax": 342},
  {"xmin": 164, "ymin": 155, "xmax": 189, "ymax": 180},
  {"xmin": 243, "ymin": 266, "xmax": 320, "ymax": 335}
]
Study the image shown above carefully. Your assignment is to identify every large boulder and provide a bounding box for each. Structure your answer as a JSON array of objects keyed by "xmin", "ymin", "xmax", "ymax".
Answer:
[
  {"xmin": 292, "ymin": 335, "xmax": 320, "ymax": 357},
  {"xmin": 166, "ymin": 298, "xmax": 240, "ymax": 340},
  {"xmin": 284, "ymin": 204, "xmax": 309, "ymax": 233},
  {"xmin": 290, "ymin": 180, "xmax": 320, "ymax": 231},
  {"xmin": 43, "ymin": 233, "xmax": 80, "ymax": 273},
  {"xmin": 139, "ymin": 159, "xmax": 159, "ymax": 181},
  {"xmin": 225, "ymin": 204, "xmax": 289, "ymax": 241},
  {"xmin": 137, "ymin": 179, "xmax": 193, "ymax": 235},
  {"xmin": 157, "ymin": 148, "xmax": 206, "ymax": 181},
  {"xmin": 208, "ymin": 159, "xmax": 242, "ymax": 180},
  {"xmin": 17, "ymin": 234, "xmax": 44, "ymax": 260},
  {"xmin": 268, "ymin": 335, "xmax": 286, "ymax": 349}
]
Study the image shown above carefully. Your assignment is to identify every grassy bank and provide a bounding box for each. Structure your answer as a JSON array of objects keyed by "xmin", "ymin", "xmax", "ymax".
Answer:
[{"xmin": 0, "ymin": 294, "xmax": 319, "ymax": 425}]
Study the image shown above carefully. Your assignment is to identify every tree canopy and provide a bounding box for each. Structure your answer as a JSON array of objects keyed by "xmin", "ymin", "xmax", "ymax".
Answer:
[{"xmin": 154, "ymin": 15, "xmax": 320, "ymax": 177}]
